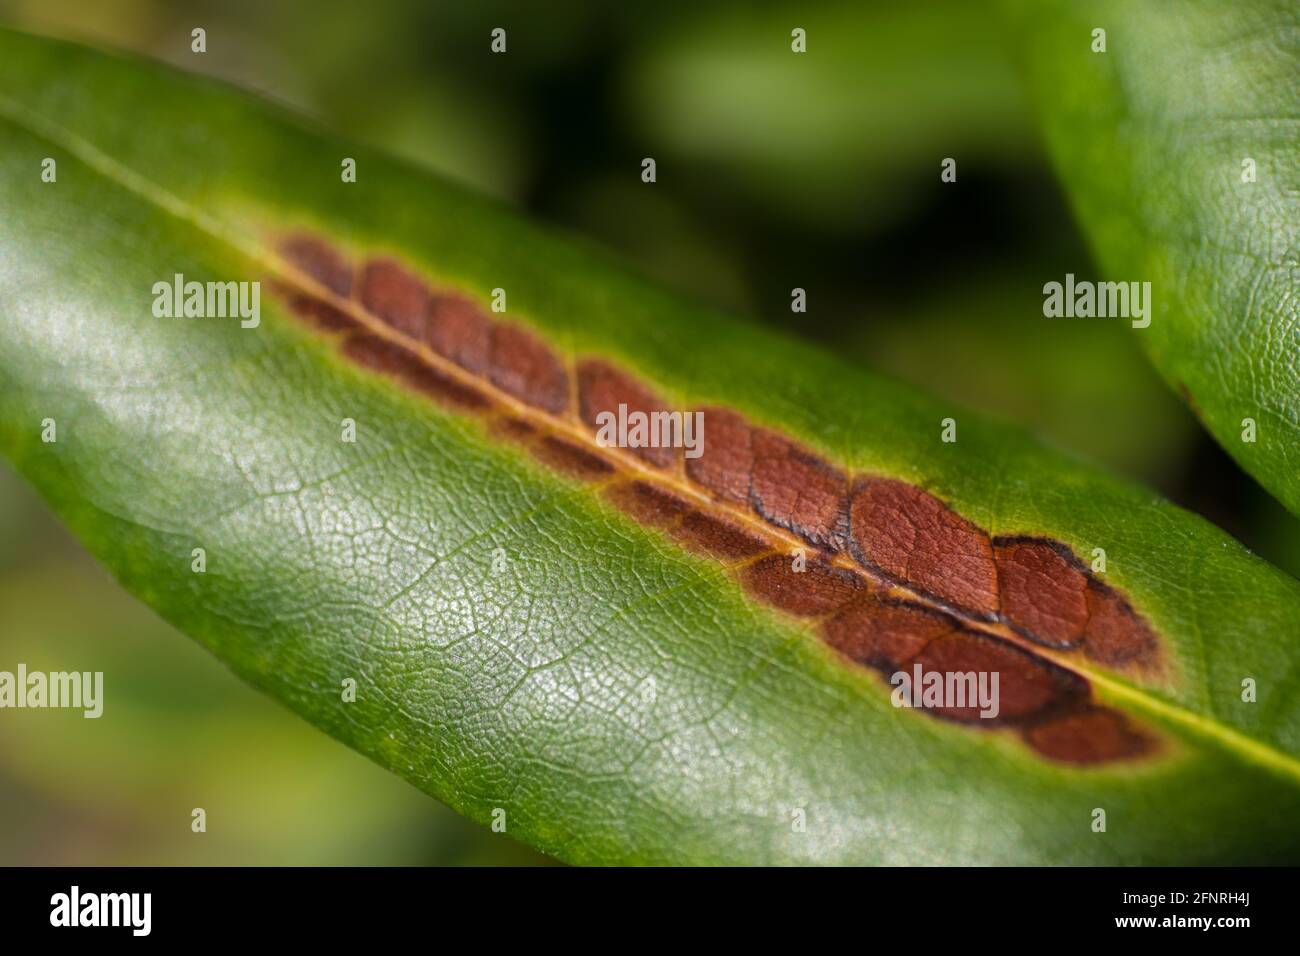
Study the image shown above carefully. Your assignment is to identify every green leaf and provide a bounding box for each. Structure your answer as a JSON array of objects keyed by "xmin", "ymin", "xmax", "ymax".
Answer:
[
  {"xmin": 1007, "ymin": 0, "xmax": 1300, "ymax": 517},
  {"xmin": 1, "ymin": 28, "xmax": 1299, "ymax": 865}
]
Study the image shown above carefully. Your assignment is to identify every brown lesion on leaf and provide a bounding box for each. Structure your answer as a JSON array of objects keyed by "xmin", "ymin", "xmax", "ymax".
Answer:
[
  {"xmin": 909, "ymin": 630, "xmax": 1087, "ymax": 725},
  {"xmin": 670, "ymin": 510, "xmax": 771, "ymax": 561},
  {"xmin": 357, "ymin": 257, "xmax": 434, "ymax": 340},
  {"xmin": 268, "ymin": 230, "xmax": 1172, "ymax": 767},
  {"xmin": 282, "ymin": 234, "xmax": 353, "ymax": 297},
  {"xmin": 823, "ymin": 595, "xmax": 955, "ymax": 672},
  {"xmin": 275, "ymin": 234, "xmax": 356, "ymax": 331},
  {"xmin": 531, "ymin": 435, "xmax": 619, "ymax": 482},
  {"xmin": 741, "ymin": 553, "xmax": 865, "ymax": 617},
  {"xmin": 602, "ymin": 480, "xmax": 691, "ymax": 528},
  {"xmin": 823, "ymin": 594, "xmax": 1151, "ymax": 762},
  {"xmin": 490, "ymin": 417, "xmax": 619, "ymax": 482},
  {"xmin": 849, "ymin": 477, "xmax": 999, "ymax": 619},
  {"xmin": 685, "ymin": 406, "xmax": 753, "ymax": 504},
  {"xmin": 994, "ymin": 535, "xmax": 1164, "ymax": 678},
  {"xmin": 487, "ymin": 323, "xmax": 570, "ymax": 413},
  {"xmin": 577, "ymin": 358, "xmax": 680, "ymax": 470},
  {"xmin": 1023, "ymin": 706, "xmax": 1155, "ymax": 765},
  {"xmin": 1081, "ymin": 577, "xmax": 1162, "ymax": 674},
  {"xmin": 994, "ymin": 537, "xmax": 1090, "ymax": 648},
  {"xmin": 341, "ymin": 332, "xmax": 491, "ymax": 412},
  {"xmin": 427, "ymin": 293, "xmax": 493, "ymax": 373},
  {"xmin": 487, "ymin": 415, "xmax": 538, "ymax": 447},
  {"xmin": 749, "ymin": 429, "xmax": 849, "ymax": 553}
]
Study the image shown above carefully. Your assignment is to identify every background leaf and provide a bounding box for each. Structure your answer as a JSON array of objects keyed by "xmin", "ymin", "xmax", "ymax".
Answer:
[
  {"xmin": 1008, "ymin": 0, "xmax": 1300, "ymax": 516},
  {"xmin": 1, "ymin": 29, "xmax": 1299, "ymax": 864}
]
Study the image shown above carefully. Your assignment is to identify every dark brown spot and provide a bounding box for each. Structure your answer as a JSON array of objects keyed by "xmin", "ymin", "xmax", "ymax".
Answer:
[
  {"xmin": 994, "ymin": 537, "xmax": 1089, "ymax": 648},
  {"xmin": 823, "ymin": 596, "xmax": 956, "ymax": 671},
  {"xmin": 531, "ymin": 435, "xmax": 617, "ymax": 481},
  {"xmin": 342, "ymin": 333, "xmax": 490, "ymax": 411},
  {"xmin": 273, "ymin": 280, "xmax": 354, "ymax": 331},
  {"xmin": 849, "ymin": 477, "xmax": 998, "ymax": 617},
  {"xmin": 1083, "ymin": 580, "xmax": 1161, "ymax": 671},
  {"xmin": 272, "ymin": 237, "xmax": 355, "ymax": 332},
  {"xmin": 1022, "ymin": 705, "xmax": 1155, "ymax": 764},
  {"xmin": 488, "ymin": 323, "xmax": 570, "ymax": 413},
  {"xmin": 749, "ymin": 429, "xmax": 848, "ymax": 552},
  {"xmin": 685, "ymin": 406, "xmax": 753, "ymax": 504},
  {"xmin": 602, "ymin": 481, "xmax": 691, "ymax": 528},
  {"xmin": 426, "ymin": 293, "xmax": 491, "ymax": 374},
  {"xmin": 670, "ymin": 511, "xmax": 771, "ymax": 561},
  {"xmin": 741, "ymin": 554, "xmax": 864, "ymax": 617},
  {"xmin": 280, "ymin": 234, "xmax": 353, "ymax": 297},
  {"xmin": 577, "ymin": 358, "xmax": 678, "ymax": 469},
  {"xmin": 908, "ymin": 630, "xmax": 1087, "ymax": 724},
  {"xmin": 488, "ymin": 416, "xmax": 537, "ymax": 446},
  {"xmin": 358, "ymin": 258, "xmax": 433, "ymax": 339}
]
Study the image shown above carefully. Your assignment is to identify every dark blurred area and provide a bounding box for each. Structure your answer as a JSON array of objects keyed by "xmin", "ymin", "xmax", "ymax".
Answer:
[{"xmin": 1, "ymin": 0, "xmax": 1296, "ymax": 864}]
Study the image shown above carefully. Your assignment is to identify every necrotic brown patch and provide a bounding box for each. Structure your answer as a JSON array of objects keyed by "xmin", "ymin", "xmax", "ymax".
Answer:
[
  {"xmin": 602, "ymin": 481, "xmax": 690, "ymax": 528},
  {"xmin": 531, "ymin": 435, "xmax": 618, "ymax": 481},
  {"xmin": 577, "ymin": 358, "xmax": 678, "ymax": 469},
  {"xmin": 489, "ymin": 416, "xmax": 538, "ymax": 446},
  {"xmin": 1022, "ymin": 706, "xmax": 1155, "ymax": 764},
  {"xmin": 994, "ymin": 537, "xmax": 1088, "ymax": 648},
  {"xmin": 281, "ymin": 233, "xmax": 353, "ymax": 297},
  {"xmin": 1082, "ymin": 581, "xmax": 1161, "ymax": 672},
  {"xmin": 749, "ymin": 429, "xmax": 848, "ymax": 552},
  {"xmin": 670, "ymin": 511, "xmax": 771, "ymax": 561},
  {"xmin": 271, "ymin": 231, "xmax": 1169, "ymax": 767},
  {"xmin": 426, "ymin": 293, "xmax": 491, "ymax": 373},
  {"xmin": 849, "ymin": 477, "xmax": 998, "ymax": 617},
  {"xmin": 908, "ymin": 630, "xmax": 1087, "ymax": 724},
  {"xmin": 271, "ymin": 281, "xmax": 354, "ymax": 331},
  {"xmin": 275, "ymin": 236, "xmax": 355, "ymax": 331},
  {"xmin": 488, "ymin": 418, "xmax": 617, "ymax": 483},
  {"xmin": 488, "ymin": 323, "xmax": 569, "ymax": 413},
  {"xmin": 685, "ymin": 406, "xmax": 753, "ymax": 504},
  {"xmin": 342, "ymin": 333, "xmax": 490, "ymax": 411},
  {"xmin": 358, "ymin": 258, "xmax": 433, "ymax": 339},
  {"xmin": 823, "ymin": 596, "xmax": 957, "ymax": 671},
  {"xmin": 741, "ymin": 554, "xmax": 864, "ymax": 617}
]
